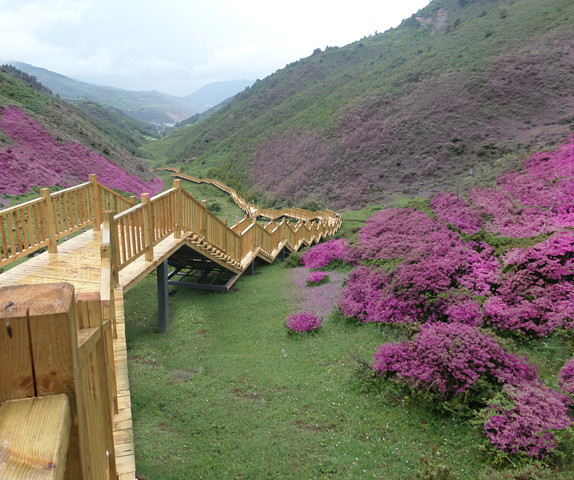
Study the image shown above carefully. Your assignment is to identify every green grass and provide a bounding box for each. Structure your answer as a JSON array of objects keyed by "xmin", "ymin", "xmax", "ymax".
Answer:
[{"xmin": 126, "ymin": 264, "xmax": 495, "ymax": 480}]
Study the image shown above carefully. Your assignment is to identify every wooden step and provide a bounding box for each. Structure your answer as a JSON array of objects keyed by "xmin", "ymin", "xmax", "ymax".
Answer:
[{"xmin": 0, "ymin": 394, "xmax": 71, "ymax": 480}]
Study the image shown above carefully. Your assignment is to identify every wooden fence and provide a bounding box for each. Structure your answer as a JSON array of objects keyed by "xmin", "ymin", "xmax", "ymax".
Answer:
[
  {"xmin": 157, "ymin": 169, "xmax": 336, "ymax": 222},
  {"xmin": 0, "ymin": 175, "xmax": 136, "ymax": 267}
]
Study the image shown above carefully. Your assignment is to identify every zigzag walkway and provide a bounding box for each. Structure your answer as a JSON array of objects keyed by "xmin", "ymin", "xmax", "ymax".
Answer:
[
  {"xmin": 0, "ymin": 174, "xmax": 341, "ymax": 479},
  {"xmin": 153, "ymin": 167, "xmax": 339, "ymax": 223}
]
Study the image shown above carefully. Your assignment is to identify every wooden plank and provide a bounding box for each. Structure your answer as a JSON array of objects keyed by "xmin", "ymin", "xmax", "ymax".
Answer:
[{"xmin": 0, "ymin": 394, "xmax": 71, "ymax": 480}]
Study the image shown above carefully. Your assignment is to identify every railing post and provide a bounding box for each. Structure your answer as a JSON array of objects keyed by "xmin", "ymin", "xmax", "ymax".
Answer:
[
  {"xmin": 142, "ymin": 193, "xmax": 154, "ymax": 261},
  {"xmin": 174, "ymin": 179, "xmax": 182, "ymax": 239},
  {"xmin": 222, "ymin": 219, "xmax": 228, "ymax": 253},
  {"xmin": 90, "ymin": 174, "xmax": 102, "ymax": 231},
  {"xmin": 102, "ymin": 211, "xmax": 119, "ymax": 289},
  {"xmin": 40, "ymin": 188, "xmax": 58, "ymax": 253},
  {"xmin": 201, "ymin": 200, "xmax": 208, "ymax": 239}
]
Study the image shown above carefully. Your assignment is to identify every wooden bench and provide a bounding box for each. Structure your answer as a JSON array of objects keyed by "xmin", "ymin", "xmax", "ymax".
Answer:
[{"xmin": 0, "ymin": 394, "xmax": 71, "ymax": 479}]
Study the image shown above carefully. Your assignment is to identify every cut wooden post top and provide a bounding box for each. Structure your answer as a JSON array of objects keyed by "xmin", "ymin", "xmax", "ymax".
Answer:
[
  {"xmin": 0, "ymin": 393, "xmax": 71, "ymax": 480},
  {"xmin": 0, "ymin": 283, "xmax": 75, "ymax": 319}
]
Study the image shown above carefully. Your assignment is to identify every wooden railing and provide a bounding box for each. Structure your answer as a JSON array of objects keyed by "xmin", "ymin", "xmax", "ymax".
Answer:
[
  {"xmin": 0, "ymin": 174, "xmax": 341, "ymax": 479},
  {"xmin": 155, "ymin": 168, "xmax": 336, "ymax": 223},
  {"xmin": 0, "ymin": 175, "xmax": 136, "ymax": 267},
  {"xmin": 0, "ymin": 283, "xmax": 116, "ymax": 479},
  {"xmin": 1, "ymin": 173, "xmax": 341, "ymax": 277}
]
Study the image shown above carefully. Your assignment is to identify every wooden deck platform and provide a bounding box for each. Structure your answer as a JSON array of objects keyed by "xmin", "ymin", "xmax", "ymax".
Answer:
[{"xmin": 0, "ymin": 228, "xmax": 195, "ymax": 480}]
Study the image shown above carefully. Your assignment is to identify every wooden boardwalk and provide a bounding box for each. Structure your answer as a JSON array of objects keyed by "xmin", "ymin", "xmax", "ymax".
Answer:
[
  {"xmin": 0, "ymin": 176, "xmax": 341, "ymax": 479},
  {"xmin": 0, "ymin": 228, "xmax": 203, "ymax": 479}
]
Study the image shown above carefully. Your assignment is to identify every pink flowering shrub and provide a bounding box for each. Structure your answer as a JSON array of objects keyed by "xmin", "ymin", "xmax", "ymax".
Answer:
[
  {"xmin": 523, "ymin": 135, "xmax": 574, "ymax": 182},
  {"xmin": 481, "ymin": 381, "xmax": 572, "ymax": 459},
  {"xmin": 558, "ymin": 359, "xmax": 574, "ymax": 396},
  {"xmin": 485, "ymin": 231, "xmax": 574, "ymax": 337},
  {"xmin": 285, "ymin": 310, "xmax": 322, "ymax": 332},
  {"xmin": 351, "ymin": 208, "xmax": 446, "ymax": 261},
  {"xmin": 430, "ymin": 191, "xmax": 483, "ymax": 234},
  {"xmin": 300, "ymin": 238, "xmax": 349, "ymax": 269},
  {"xmin": 458, "ymin": 241, "xmax": 501, "ymax": 296},
  {"xmin": 391, "ymin": 229, "xmax": 466, "ymax": 295},
  {"xmin": 339, "ymin": 267, "xmax": 426, "ymax": 324},
  {"xmin": 340, "ymin": 238, "xmax": 496, "ymax": 325},
  {"xmin": 431, "ymin": 290, "xmax": 484, "ymax": 327},
  {"xmin": 372, "ymin": 323, "xmax": 538, "ymax": 397},
  {"xmin": 0, "ymin": 106, "xmax": 163, "ymax": 197},
  {"xmin": 496, "ymin": 170, "xmax": 555, "ymax": 209},
  {"xmin": 550, "ymin": 177, "xmax": 574, "ymax": 229},
  {"xmin": 467, "ymin": 186, "xmax": 552, "ymax": 238},
  {"xmin": 307, "ymin": 271, "xmax": 329, "ymax": 284}
]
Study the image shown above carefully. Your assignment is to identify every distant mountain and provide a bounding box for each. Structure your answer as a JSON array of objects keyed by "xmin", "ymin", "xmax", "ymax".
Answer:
[
  {"xmin": 7, "ymin": 62, "xmax": 250, "ymax": 126},
  {"xmin": 145, "ymin": 0, "xmax": 574, "ymax": 210},
  {"xmin": 185, "ymin": 80, "xmax": 253, "ymax": 109}
]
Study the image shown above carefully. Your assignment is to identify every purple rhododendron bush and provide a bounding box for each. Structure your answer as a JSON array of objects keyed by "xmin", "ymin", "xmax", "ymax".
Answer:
[
  {"xmin": 480, "ymin": 382, "xmax": 572, "ymax": 459},
  {"xmin": 0, "ymin": 106, "xmax": 163, "ymax": 197},
  {"xmin": 291, "ymin": 136, "xmax": 574, "ymax": 463},
  {"xmin": 285, "ymin": 310, "xmax": 322, "ymax": 333},
  {"xmin": 300, "ymin": 238, "xmax": 349, "ymax": 269}
]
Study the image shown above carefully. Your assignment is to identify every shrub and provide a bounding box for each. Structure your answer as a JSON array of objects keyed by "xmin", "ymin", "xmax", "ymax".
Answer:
[
  {"xmin": 558, "ymin": 358, "xmax": 574, "ymax": 396},
  {"xmin": 300, "ymin": 238, "xmax": 349, "ymax": 269},
  {"xmin": 307, "ymin": 271, "xmax": 329, "ymax": 285},
  {"xmin": 350, "ymin": 208, "xmax": 445, "ymax": 261},
  {"xmin": 484, "ymin": 231, "xmax": 574, "ymax": 337},
  {"xmin": 430, "ymin": 191, "xmax": 483, "ymax": 234},
  {"xmin": 372, "ymin": 323, "xmax": 538, "ymax": 398},
  {"xmin": 480, "ymin": 381, "xmax": 572, "ymax": 459},
  {"xmin": 339, "ymin": 267, "xmax": 425, "ymax": 324},
  {"xmin": 285, "ymin": 310, "xmax": 322, "ymax": 333}
]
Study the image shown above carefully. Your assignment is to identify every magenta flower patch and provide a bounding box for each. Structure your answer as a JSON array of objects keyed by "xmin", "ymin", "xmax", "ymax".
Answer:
[
  {"xmin": 285, "ymin": 310, "xmax": 322, "ymax": 333},
  {"xmin": 0, "ymin": 106, "xmax": 163, "ymax": 197},
  {"xmin": 307, "ymin": 271, "xmax": 329, "ymax": 284},
  {"xmin": 372, "ymin": 323, "xmax": 538, "ymax": 396},
  {"xmin": 484, "ymin": 231, "xmax": 574, "ymax": 337},
  {"xmin": 300, "ymin": 238, "xmax": 349, "ymax": 269},
  {"xmin": 558, "ymin": 358, "xmax": 574, "ymax": 396},
  {"xmin": 430, "ymin": 191, "xmax": 483, "ymax": 234},
  {"xmin": 482, "ymin": 382, "xmax": 572, "ymax": 458}
]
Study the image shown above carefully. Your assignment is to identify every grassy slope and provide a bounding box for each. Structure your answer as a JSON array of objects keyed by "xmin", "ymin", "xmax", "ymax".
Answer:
[
  {"xmin": 142, "ymin": 0, "xmax": 574, "ymax": 210},
  {"xmin": 125, "ymin": 256, "xmax": 574, "ymax": 479},
  {"xmin": 126, "ymin": 266, "xmax": 485, "ymax": 480},
  {"xmin": 0, "ymin": 69, "xmax": 157, "ymax": 183}
]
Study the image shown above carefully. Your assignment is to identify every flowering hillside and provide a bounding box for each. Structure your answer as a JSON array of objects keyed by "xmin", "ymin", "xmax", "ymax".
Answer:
[
  {"xmin": 0, "ymin": 106, "xmax": 163, "ymax": 197},
  {"xmin": 296, "ymin": 136, "xmax": 574, "ymax": 464}
]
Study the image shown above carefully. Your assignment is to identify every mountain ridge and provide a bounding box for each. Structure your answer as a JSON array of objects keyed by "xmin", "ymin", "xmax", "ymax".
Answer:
[
  {"xmin": 146, "ymin": 0, "xmax": 574, "ymax": 210},
  {"xmin": 6, "ymin": 62, "xmax": 252, "ymax": 125}
]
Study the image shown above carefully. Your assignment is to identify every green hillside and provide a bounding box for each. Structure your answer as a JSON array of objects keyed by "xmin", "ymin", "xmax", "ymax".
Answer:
[
  {"xmin": 0, "ymin": 66, "xmax": 157, "ymax": 183},
  {"xmin": 143, "ymin": 0, "xmax": 574, "ymax": 210}
]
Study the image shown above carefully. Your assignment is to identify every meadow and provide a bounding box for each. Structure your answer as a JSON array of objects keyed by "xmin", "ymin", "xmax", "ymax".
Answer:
[{"xmin": 126, "ymin": 136, "xmax": 574, "ymax": 479}]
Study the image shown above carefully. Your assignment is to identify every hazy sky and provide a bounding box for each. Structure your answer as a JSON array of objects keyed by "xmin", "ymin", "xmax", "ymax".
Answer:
[{"xmin": 1, "ymin": 0, "xmax": 431, "ymax": 97}]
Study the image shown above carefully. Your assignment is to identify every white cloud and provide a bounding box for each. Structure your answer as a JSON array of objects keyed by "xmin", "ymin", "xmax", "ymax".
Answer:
[{"xmin": 0, "ymin": 0, "xmax": 431, "ymax": 96}]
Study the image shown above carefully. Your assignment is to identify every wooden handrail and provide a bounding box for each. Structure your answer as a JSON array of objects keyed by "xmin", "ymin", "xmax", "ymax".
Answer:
[
  {"xmin": 1, "ymin": 173, "xmax": 341, "ymax": 273},
  {"xmin": 0, "ymin": 176, "xmax": 139, "ymax": 268}
]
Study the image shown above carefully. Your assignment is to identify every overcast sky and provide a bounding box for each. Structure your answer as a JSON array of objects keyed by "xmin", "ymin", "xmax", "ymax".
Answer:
[{"xmin": 1, "ymin": 0, "xmax": 431, "ymax": 97}]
